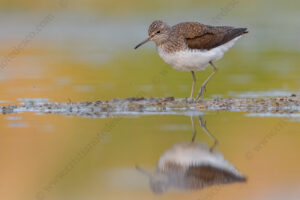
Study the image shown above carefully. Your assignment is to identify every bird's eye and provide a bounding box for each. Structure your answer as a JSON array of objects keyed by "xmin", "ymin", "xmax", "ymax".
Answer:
[{"xmin": 156, "ymin": 30, "xmax": 161, "ymax": 34}]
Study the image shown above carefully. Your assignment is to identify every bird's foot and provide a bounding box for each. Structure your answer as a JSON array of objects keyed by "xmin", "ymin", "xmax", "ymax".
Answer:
[
  {"xmin": 195, "ymin": 98, "xmax": 205, "ymax": 103},
  {"xmin": 186, "ymin": 97, "xmax": 195, "ymax": 103}
]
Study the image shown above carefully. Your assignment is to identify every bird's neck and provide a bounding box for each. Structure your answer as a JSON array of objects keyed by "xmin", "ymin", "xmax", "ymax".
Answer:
[{"xmin": 157, "ymin": 37, "xmax": 185, "ymax": 54}]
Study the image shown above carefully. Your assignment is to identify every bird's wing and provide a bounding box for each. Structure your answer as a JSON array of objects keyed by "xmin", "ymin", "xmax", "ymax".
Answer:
[
  {"xmin": 173, "ymin": 22, "xmax": 248, "ymax": 50},
  {"xmin": 185, "ymin": 165, "xmax": 246, "ymax": 185}
]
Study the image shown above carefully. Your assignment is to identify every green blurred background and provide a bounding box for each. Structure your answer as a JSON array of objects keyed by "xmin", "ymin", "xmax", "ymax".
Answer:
[{"xmin": 0, "ymin": 0, "xmax": 299, "ymax": 200}]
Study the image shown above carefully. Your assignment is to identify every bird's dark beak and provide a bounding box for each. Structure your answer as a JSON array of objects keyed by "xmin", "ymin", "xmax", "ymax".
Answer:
[
  {"xmin": 135, "ymin": 165, "xmax": 152, "ymax": 177},
  {"xmin": 134, "ymin": 38, "xmax": 150, "ymax": 49}
]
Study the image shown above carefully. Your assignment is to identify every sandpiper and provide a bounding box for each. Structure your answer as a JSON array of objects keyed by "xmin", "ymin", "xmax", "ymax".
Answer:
[
  {"xmin": 136, "ymin": 116, "xmax": 246, "ymax": 194},
  {"xmin": 135, "ymin": 20, "xmax": 248, "ymax": 101}
]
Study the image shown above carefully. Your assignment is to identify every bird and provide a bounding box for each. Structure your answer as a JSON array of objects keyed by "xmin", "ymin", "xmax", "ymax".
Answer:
[
  {"xmin": 136, "ymin": 116, "xmax": 246, "ymax": 194},
  {"xmin": 135, "ymin": 20, "xmax": 248, "ymax": 101},
  {"xmin": 136, "ymin": 142, "xmax": 246, "ymax": 194}
]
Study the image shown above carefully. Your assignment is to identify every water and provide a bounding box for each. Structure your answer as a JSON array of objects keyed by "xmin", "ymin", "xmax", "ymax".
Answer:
[
  {"xmin": 1, "ymin": 111, "xmax": 299, "ymax": 200},
  {"xmin": 0, "ymin": 1, "xmax": 300, "ymax": 199}
]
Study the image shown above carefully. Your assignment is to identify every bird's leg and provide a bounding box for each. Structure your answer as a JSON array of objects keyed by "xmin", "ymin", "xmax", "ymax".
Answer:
[
  {"xmin": 191, "ymin": 116, "xmax": 197, "ymax": 142},
  {"xmin": 196, "ymin": 62, "xmax": 218, "ymax": 101},
  {"xmin": 190, "ymin": 71, "xmax": 197, "ymax": 101},
  {"xmin": 198, "ymin": 116, "xmax": 218, "ymax": 151}
]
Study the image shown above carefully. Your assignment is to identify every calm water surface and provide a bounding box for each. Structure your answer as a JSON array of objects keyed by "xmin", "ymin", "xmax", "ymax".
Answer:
[{"xmin": 1, "ymin": 111, "xmax": 300, "ymax": 200}]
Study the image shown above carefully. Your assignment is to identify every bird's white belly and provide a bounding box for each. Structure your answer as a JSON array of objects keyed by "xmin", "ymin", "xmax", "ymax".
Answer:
[{"xmin": 157, "ymin": 36, "xmax": 241, "ymax": 72}]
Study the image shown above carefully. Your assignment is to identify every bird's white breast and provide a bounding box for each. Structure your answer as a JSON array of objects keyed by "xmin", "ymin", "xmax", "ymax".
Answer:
[
  {"xmin": 157, "ymin": 142, "xmax": 244, "ymax": 177},
  {"xmin": 157, "ymin": 36, "xmax": 241, "ymax": 72}
]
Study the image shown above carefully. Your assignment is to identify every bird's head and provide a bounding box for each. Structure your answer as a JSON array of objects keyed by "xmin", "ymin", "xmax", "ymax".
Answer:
[
  {"xmin": 135, "ymin": 20, "xmax": 171, "ymax": 49},
  {"xmin": 136, "ymin": 165, "xmax": 170, "ymax": 194}
]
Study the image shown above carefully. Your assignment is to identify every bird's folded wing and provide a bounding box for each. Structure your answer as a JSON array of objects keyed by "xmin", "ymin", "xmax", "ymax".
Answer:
[
  {"xmin": 174, "ymin": 23, "xmax": 247, "ymax": 50},
  {"xmin": 185, "ymin": 165, "xmax": 246, "ymax": 184}
]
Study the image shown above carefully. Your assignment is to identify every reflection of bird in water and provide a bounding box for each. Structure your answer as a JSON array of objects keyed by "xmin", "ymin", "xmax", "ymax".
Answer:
[{"xmin": 136, "ymin": 116, "xmax": 246, "ymax": 194}]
